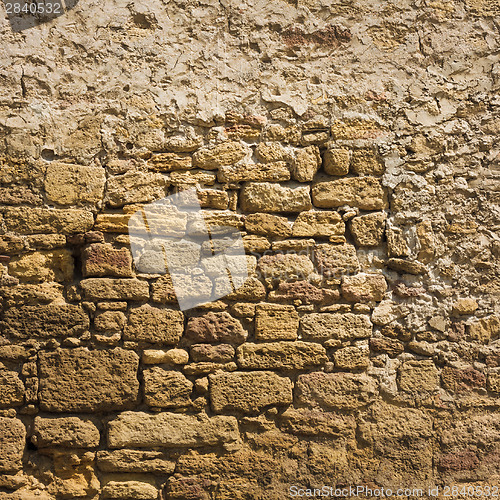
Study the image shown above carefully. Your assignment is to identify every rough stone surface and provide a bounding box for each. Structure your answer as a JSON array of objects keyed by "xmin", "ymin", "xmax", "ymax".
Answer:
[
  {"xmin": 210, "ymin": 371, "xmax": 293, "ymax": 413},
  {"xmin": 185, "ymin": 312, "xmax": 246, "ymax": 344},
  {"xmin": 300, "ymin": 313, "xmax": 372, "ymax": 341},
  {"xmin": 32, "ymin": 417, "xmax": 100, "ymax": 448},
  {"xmin": 101, "ymin": 481, "xmax": 158, "ymax": 500},
  {"xmin": 350, "ymin": 212, "xmax": 386, "ymax": 247},
  {"xmin": 292, "ymin": 211, "xmax": 345, "ymax": 237},
  {"xmin": 341, "ymin": 273, "xmax": 387, "ymax": 302},
  {"xmin": 323, "ymin": 148, "xmax": 350, "ymax": 176},
  {"xmin": 143, "ymin": 367, "xmax": 193, "ymax": 408},
  {"xmin": 82, "ymin": 243, "xmax": 133, "ymax": 278},
  {"xmin": 9, "ymin": 250, "xmax": 74, "ymax": 283},
  {"xmin": 0, "ymin": 418, "xmax": 25, "ymax": 473},
  {"xmin": 291, "ymin": 145, "xmax": 321, "ymax": 182},
  {"xmin": 240, "ymin": 183, "xmax": 312, "ymax": 213},
  {"xmin": 245, "ymin": 213, "xmax": 292, "ymax": 237},
  {"xmin": 80, "ymin": 278, "xmax": 150, "ymax": 301},
  {"xmin": 38, "ymin": 348, "xmax": 139, "ymax": 412},
  {"xmin": 254, "ymin": 303, "xmax": 299, "ymax": 340},
  {"xmin": 0, "ymin": 370, "xmax": 24, "ymax": 407},
  {"xmin": 314, "ymin": 243, "xmax": 360, "ymax": 277},
  {"xmin": 399, "ymin": 360, "xmax": 439, "ymax": 394}
]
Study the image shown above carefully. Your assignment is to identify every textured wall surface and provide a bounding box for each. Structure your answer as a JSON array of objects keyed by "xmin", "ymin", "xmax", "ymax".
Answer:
[{"xmin": 0, "ymin": 0, "xmax": 500, "ymax": 498}]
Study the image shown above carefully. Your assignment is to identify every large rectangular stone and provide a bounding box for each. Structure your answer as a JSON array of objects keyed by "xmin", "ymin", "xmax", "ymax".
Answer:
[
  {"xmin": 32, "ymin": 417, "xmax": 100, "ymax": 448},
  {"xmin": 0, "ymin": 370, "xmax": 24, "ymax": 407},
  {"xmin": 292, "ymin": 210, "xmax": 345, "ymax": 237},
  {"xmin": 210, "ymin": 371, "xmax": 293, "ymax": 413},
  {"xmin": 124, "ymin": 305, "xmax": 184, "ymax": 344},
  {"xmin": 255, "ymin": 304, "xmax": 299, "ymax": 340},
  {"xmin": 217, "ymin": 162, "xmax": 290, "ymax": 183},
  {"xmin": 39, "ymin": 348, "xmax": 139, "ymax": 412},
  {"xmin": 80, "ymin": 278, "xmax": 150, "ymax": 301},
  {"xmin": 240, "ymin": 182, "xmax": 312, "ymax": 213},
  {"xmin": 300, "ymin": 313, "xmax": 372, "ymax": 341},
  {"xmin": 237, "ymin": 341, "xmax": 328, "ymax": 370},
  {"xmin": 107, "ymin": 412, "xmax": 240, "ymax": 451},
  {"xmin": 0, "ymin": 417, "xmax": 25, "ymax": 472},
  {"xmin": 2, "ymin": 304, "xmax": 89, "ymax": 339},
  {"xmin": 312, "ymin": 177, "xmax": 387, "ymax": 210},
  {"xmin": 2, "ymin": 207, "xmax": 94, "ymax": 234}
]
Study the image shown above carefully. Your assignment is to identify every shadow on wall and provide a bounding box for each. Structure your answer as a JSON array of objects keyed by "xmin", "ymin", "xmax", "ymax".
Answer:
[{"xmin": 2, "ymin": 0, "xmax": 78, "ymax": 31}]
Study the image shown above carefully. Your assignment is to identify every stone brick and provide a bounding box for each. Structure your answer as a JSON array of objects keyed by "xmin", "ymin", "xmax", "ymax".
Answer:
[
  {"xmin": 387, "ymin": 258, "xmax": 427, "ymax": 275},
  {"xmin": 94, "ymin": 310, "xmax": 127, "ymax": 332},
  {"xmin": 217, "ymin": 162, "xmax": 290, "ymax": 183},
  {"xmin": 164, "ymin": 134, "xmax": 203, "ymax": 153},
  {"xmin": 215, "ymin": 276, "xmax": 266, "ymax": 302},
  {"xmin": 350, "ymin": 212, "xmax": 386, "ymax": 247},
  {"xmin": 244, "ymin": 213, "xmax": 292, "ymax": 237},
  {"xmin": 82, "ymin": 244, "xmax": 133, "ymax": 278},
  {"xmin": 237, "ymin": 341, "xmax": 328, "ymax": 370},
  {"xmin": 255, "ymin": 142, "xmax": 291, "ymax": 163},
  {"xmin": 269, "ymin": 280, "xmax": 339, "ymax": 305},
  {"xmin": 101, "ymin": 481, "xmax": 158, "ymax": 500},
  {"xmin": 257, "ymin": 254, "xmax": 314, "ymax": 280},
  {"xmin": 240, "ymin": 183, "xmax": 312, "ymax": 213},
  {"xmin": 124, "ymin": 305, "xmax": 184, "ymax": 344},
  {"xmin": 292, "ymin": 211, "xmax": 345, "ymax": 237},
  {"xmin": 2, "ymin": 304, "xmax": 89, "ymax": 338},
  {"xmin": 341, "ymin": 273, "xmax": 387, "ymax": 302},
  {"xmin": 243, "ymin": 235, "xmax": 271, "ymax": 253},
  {"xmin": 452, "ymin": 298, "xmax": 478, "ymax": 316},
  {"xmin": 97, "ymin": 450, "xmax": 175, "ymax": 473},
  {"xmin": 143, "ymin": 349, "xmax": 189, "ymax": 365},
  {"xmin": 94, "ymin": 214, "xmax": 132, "ymax": 233},
  {"xmin": 26, "ymin": 234, "xmax": 67, "ymax": 250},
  {"xmin": 45, "ymin": 163, "xmax": 105, "ymax": 206},
  {"xmin": 185, "ymin": 312, "xmax": 246, "ymax": 344},
  {"xmin": 190, "ymin": 344, "xmax": 235, "ymax": 363},
  {"xmin": 0, "ymin": 417, "xmax": 25, "ymax": 472},
  {"xmin": 300, "ymin": 313, "xmax": 372, "ymax": 341},
  {"xmin": 80, "ymin": 278, "xmax": 150, "ymax": 301},
  {"xmin": 106, "ymin": 170, "xmax": 168, "ymax": 207},
  {"xmin": 278, "ymin": 409, "xmax": 356, "ymax": 437},
  {"xmin": 209, "ymin": 371, "xmax": 293, "ymax": 413},
  {"xmin": 369, "ymin": 337, "xmax": 404, "ymax": 357},
  {"xmin": 386, "ymin": 227, "xmax": 410, "ymax": 257},
  {"xmin": 350, "ymin": 148, "xmax": 384, "ymax": 175},
  {"xmin": 9, "ymin": 250, "xmax": 74, "ymax": 283},
  {"xmin": 147, "ymin": 153, "xmax": 193, "ymax": 171},
  {"xmin": 487, "ymin": 372, "xmax": 500, "ymax": 392},
  {"xmin": 398, "ymin": 360, "xmax": 439, "ymax": 393},
  {"xmin": 2, "ymin": 207, "xmax": 94, "ymax": 234},
  {"xmin": 143, "ymin": 367, "xmax": 193, "ymax": 408},
  {"xmin": 334, "ymin": 346, "xmax": 370, "ymax": 370},
  {"xmin": 291, "ymin": 145, "xmax": 321, "ymax": 182},
  {"xmin": 39, "ymin": 348, "xmax": 139, "ymax": 412},
  {"xmin": 314, "ymin": 243, "xmax": 360, "ymax": 277},
  {"xmin": 192, "ymin": 141, "xmax": 248, "ymax": 169},
  {"xmin": 197, "ymin": 189, "xmax": 229, "ymax": 209},
  {"xmin": 296, "ymin": 372, "xmax": 377, "ymax": 409},
  {"xmin": 0, "ymin": 370, "xmax": 24, "ymax": 407},
  {"xmin": 330, "ymin": 119, "xmax": 388, "ymax": 140},
  {"xmin": 323, "ymin": 148, "xmax": 350, "ymax": 176},
  {"xmin": 107, "ymin": 412, "xmax": 240, "ymax": 451},
  {"xmin": 312, "ymin": 177, "xmax": 387, "ymax": 210},
  {"xmin": 255, "ymin": 303, "xmax": 299, "ymax": 340},
  {"xmin": 0, "ymin": 234, "xmax": 24, "ymax": 254},
  {"xmin": 441, "ymin": 367, "xmax": 486, "ymax": 393},
  {"xmin": 32, "ymin": 417, "xmax": 100, "ymax": 448},
  {"xmin": 469, "ymin": 316, "xmax": 500, "ymax": 343}
]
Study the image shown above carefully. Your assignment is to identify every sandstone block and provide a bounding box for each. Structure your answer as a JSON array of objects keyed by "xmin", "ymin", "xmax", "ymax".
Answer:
[
  {"xmin": 107, "ymin": 411, "xmax": 240, "ymax": 451},
  {"xmin": 80, "ymin": 278, "xmax": 149, "ymax": 301},
  {"xmin": 0, "ymin": 234, "xmax": 24, "ymax": 254},
  {"xmin": 197, "ymin": 189, "xmax": 229, "ymax": 209},
  {"xmin": 341, "ymin": 273, "xmax": 387, "ymax": 302},
  {"xmin": 2, "ymin": 208, "xmax": 94, "ymax": 234},
  {"xmin": 245, "ymin": 213, "xmax": 292, "ymax": 237},
  {"xmin": 278, "ymin": 409, "xmax": 356, "ymax": 437},
  {"xmin": 331, "ymin": 119, "xmax": 388, "ymax": 140},
  {"xmin": 190, "ymin": 344, "xmax": 235, "ymax": 363},
  {"xmin": 164, "ymin": 134, "xmax": 203, "ymax": 153},
  {"xmin": 350, "ymin": 212, "xmax": 386, "ymax": 247},
  {"xmin": 240, "ymin": 183, "xmax": 312, "ymax": 213},
  {"xmin": 142, "ymin": 349, "xmax": 189, "ymax": 365},
  {"xmin": 106, "ymin": 170, "xmax": 168, "ymax": 207},
  {"xmin": 300, "ymin": 313, "xmax": 372, "ymax": 341},
  {"xmin": 0, "ymin": 370, "xmax": 24, "ymax": 407},
  {"xmin": 45, "ymin": 163, "xmax": 105, "ymax": 206},
  {"xmin": 255, "ymin": 304, "xmax": 299, "ymax": 340},
  {"xmin": 143, "ymin": 367, "xmax": 193, "ymax": 408},
  {"xmin": 323, "ymin": 148, "xmax": 350, "ymax": 176},
  {"xmin": 124, "ymin": 305, "xmax": 184, "ymax": 344},
  {"xmin": 350, "ymin": 148, "xmax": 384, "ymax": 175},
  {"xmin": 2, "ymin": 304, "xmax": 89, "ymax": 338},
  {"xmin": 82, "ymin": 244, "xmax": 133, "ymax": 278},
  {"xmin": 312, "ymin": 177, "xmax": 387, "ymax": 210},
  {"xmin": 185, "ymin": 312, "xmax": 246, "ymax": 344},
  {"xmin": 0, "ymin": 417, "xmax": 25, "ymax": 472},
  {"xmin": 237, "ymin": 341, "xmax": 328, "ymax": 370},
  {"xmin": 452, "ymin": 298, "xmax": 478, "ymax": 316},
  {"xmin": 314, "ymin": 243, "xmax": 360, "ymax": 277},
  {"xmin": 192, "ymin": 141, "xmax": 248, "ymax": 169},
  {"xmin": 95, "ymin": 214, "xmax": 132, "ymax": 234},
  {"xmin": 32, "ymin": 417, "xmax": 100, "ymax": 448},
  {"xmin": 386, "ymin": 227, "xmax": 410, "ymax": 257},
  {"xmin": 9, "ymin": 250, "xmax": 74, "ymax": 283},
  {"xmin": 334, "ymin": 346, "xmax": 370, "ymax": 370},
  {"xmin": 210, "ymin": 371, "xmax": 293, "ymax": 413},
  {"xmin": 218, "ymin": 162, "xmax": 290, "ymax": 183},
  {"xmin": 147, "ymin": 153, "xmax": 193, "ymax": 171},
  {"xmin": 487, "ymin": 372, "xmax": 500, "ymax": 392},
  {"xmin": 291, "ymin": 145, "xmax": 321, "ymax": 182},
  {"xmin": 255, "ymin": 142, "xmax": 291, "ymax": 163},
  {"xmin": 469, "ymin": 316, "xmax": 500, "ymax": 343},
  {"xmin": 269, "ymin": 280, "xmax": 338, "ymax": 304},
  {"xmin": 257, "ymin": 254, "xmax": 314, "ymax": 280},
  {"xmin": 297, "ymin": 372, "xmax": 377, "ymax": 409},
  {"xmin": 97, "ymin": 450, "xmax": 175, "ymax": 473},
  {"xmin": 399, "ymin": 360, "xmax": 439, "ymax": 393},
  {"xmin": 369, "ymin": 337, "xmax": 404, "ymax": 357},
  {"xmin": 292, "ymin": 211, "xmax": 345, "ymax": 237},
  {"xmin": 94, "ymin": 310, "xmax": 127, "ymax": 332},
  {"xmin": 387, "ymin": 258, "xmax": 427, "ymax": 275},
  {"xmin": 101, "ymin": 481, "xmax": 158, "ymax": 500},
  {"xmin": 243, "ymin": 235, "xmax": 271, "ymax": 253},
  {"xmin": 39, "ymin": 348, "xmax": 139, "ymax": 412}
]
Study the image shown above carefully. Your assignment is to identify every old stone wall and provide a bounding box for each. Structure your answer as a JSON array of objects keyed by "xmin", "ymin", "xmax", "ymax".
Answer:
[{"xmin": 0, "ymin": 0, "xmax": 499, "ymax": 498}]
